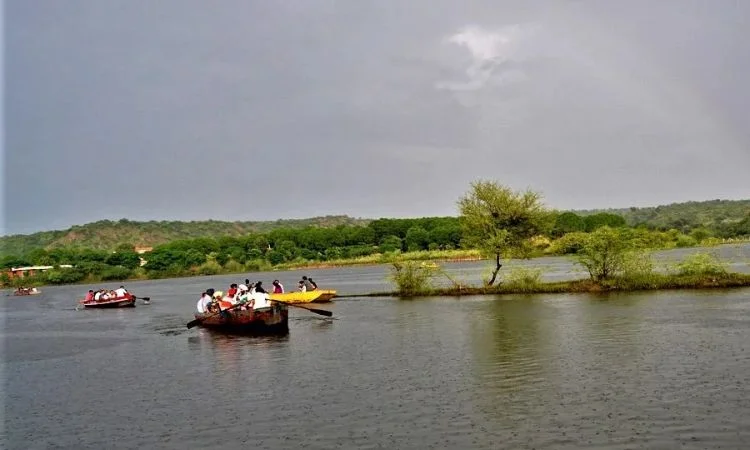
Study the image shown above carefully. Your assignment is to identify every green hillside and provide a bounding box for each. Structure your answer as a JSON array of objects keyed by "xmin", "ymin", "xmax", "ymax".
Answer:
[
  {"xmin": 577, "ymin": 199, "xmax": 750, "ymax": 232},
  {"xmin": 0, "ymin": 216, "xmax": 370, "ymax": 256},
  {"xmin": 1, "ymin": 199, "xmax": 748, "ymax": 258}
]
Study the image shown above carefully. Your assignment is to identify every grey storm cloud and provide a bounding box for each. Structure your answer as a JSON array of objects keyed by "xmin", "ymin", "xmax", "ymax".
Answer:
[{"xmin": 3, "ymin": 0, "xmax": 749, "ymax": 235}]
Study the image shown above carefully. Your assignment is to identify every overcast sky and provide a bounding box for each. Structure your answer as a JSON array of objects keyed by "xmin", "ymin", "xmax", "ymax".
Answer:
[{"xmin": 4, "ymin": 1, "xmax": 749, "ymax": 236}]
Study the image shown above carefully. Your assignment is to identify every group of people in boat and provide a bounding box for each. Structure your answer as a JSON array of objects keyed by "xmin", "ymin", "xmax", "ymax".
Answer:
[
  {"xmin": 196, "ymin": 275, "xmax": 319, "ymax": 314},
  {"xmin": 84, "ymin": 286, "xmax": 129, "ymax": 303},
  {"xmin": 14, "ymin": 286, "xmax": 40, "ymax": 295},
  {"xmin": 197, "ymin": 280, "xmax": 269, "ymax": 314}
]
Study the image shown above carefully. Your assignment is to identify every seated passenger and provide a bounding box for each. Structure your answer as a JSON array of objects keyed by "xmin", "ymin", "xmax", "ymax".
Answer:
[
  {"xmin": 114, "ymin": 286, "xmax": 128, "ymax": 297},
  {"xmin": 227, "ymin": 283, "xmax": 238, "ymax": 299},
  {"xmin": 85, "ymin": 290, "xmax": 95, "ymax": 302},
  {"xmin": 249, "ymin": 291, "xmax": 271, "ymax": 309},
  {"xmin": 196, "ymin": 291, "xmax": 212, "ymax": 313},
  {"xmin": 214, "ymin": 291, "xmax": 232, "ymax": 309},
  {"xmin": 254, "ymin": 281, "xmax": 267, "ymax": 294},
  {"xmin": 272, "ymin": 280, "xmax": 284, "ymax": 293}
]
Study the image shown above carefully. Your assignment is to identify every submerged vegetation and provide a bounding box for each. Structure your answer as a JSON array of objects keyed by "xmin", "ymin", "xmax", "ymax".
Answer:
[{"xmin": 1, "ymin": 181, "xmax": 748, "ymax": 288}]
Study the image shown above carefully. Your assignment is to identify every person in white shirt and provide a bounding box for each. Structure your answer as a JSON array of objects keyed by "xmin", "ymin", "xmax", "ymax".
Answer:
[
  {"xmin": 196, "ymin": 292, "xmax": 212, "ymax": 313},
  {"xmin": 114, "ymin": 286, "xmax": 128, "ymax": 297},
  {"xmin": 250, "ymin": 292, "xmax": 271, "ymax": 309},
  {"xmin": 94, "ymin": 290, "xmax": 102, "ymax": 301}
]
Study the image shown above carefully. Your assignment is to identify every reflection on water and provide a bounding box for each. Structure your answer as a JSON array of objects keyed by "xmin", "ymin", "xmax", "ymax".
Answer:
[{"xmin": 3, "ymin": 272, "xmax": 750, "ymax": 449}]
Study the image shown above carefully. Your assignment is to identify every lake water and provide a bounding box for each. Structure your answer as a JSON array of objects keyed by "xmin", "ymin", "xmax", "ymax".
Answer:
[{"xmin": 2, "ymin": 244, "xmax": 750, "ymax": 449}]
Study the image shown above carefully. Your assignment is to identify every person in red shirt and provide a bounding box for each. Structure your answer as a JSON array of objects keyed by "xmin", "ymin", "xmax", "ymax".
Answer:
[
  {"xmin": 226, "ymin": 283, "xmax": 238, "ymax": 299},
  {"xmin": 272, "ymin": 280, "xmax": 284, "ymax": 293}
]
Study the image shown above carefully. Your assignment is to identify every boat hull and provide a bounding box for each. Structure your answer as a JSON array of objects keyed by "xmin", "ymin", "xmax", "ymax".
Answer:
[
  {"xmin": 269, "ymin": 289, "xmax": 336, "ymax": 304},
  {"xmin": 194, "ymin": 304, "xmax": 289, "ymax": 335},
  {"xmin": 13, "ymin": 289, "xmax": 41, "ymax": 296},
  {"xmin": 81, "ymin": 294, "xmax": 136, "ymax": 308}
]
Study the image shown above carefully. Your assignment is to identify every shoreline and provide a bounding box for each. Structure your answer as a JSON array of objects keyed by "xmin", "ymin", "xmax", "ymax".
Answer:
[
  {"xmin": 337, "ymin": 273, "xmax": 750, "ymax": 298},
  {"xmin": 3, "ymin": 242, "xmax": 749, "ymax": 290}
]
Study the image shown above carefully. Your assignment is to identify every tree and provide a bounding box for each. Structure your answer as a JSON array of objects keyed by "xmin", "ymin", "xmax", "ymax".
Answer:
[
  {"xmin": 458, "ymin": 181, "xmax": 552, "ymax": 286},
  {"xmin": 405, "ymin": 226, "xmax": 430, "ymax": 251},
  {"xmin": 552, "ymin": 212, "xmax": 585, "ymax": 237},
  {"xmin": 379, "ymin": 235, "xmax": 403, "ymax": 253},
  {"xmin": 583, "ymin": 213, "xmax": 626, "ymax": 232},
  {"xmin": 576, "ymin": 226, "xmax": 630, "ymax": 281}
]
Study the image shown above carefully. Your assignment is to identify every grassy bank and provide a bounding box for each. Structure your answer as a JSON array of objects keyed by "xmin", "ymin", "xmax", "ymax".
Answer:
[
  {"xmin": 277, "ymin": 248, "xmax": 483, "ymax": 270},
  {"xmin": 347, "ymin": 272, "xmax": 750, "ymax": 298}
]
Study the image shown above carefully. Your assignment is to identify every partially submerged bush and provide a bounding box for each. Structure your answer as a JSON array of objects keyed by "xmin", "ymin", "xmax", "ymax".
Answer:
[
  {"xmin": 504, "ymin": 267, "xmax": 543, "ymax": 292},
  {"xmin": 577, "ymin": 227, "xmax": 631, "ymax": 281},
  {"xmin": 675, "ymin": 253, "xmax": 728, "ymax": 276},
  {"xmin": 620, "ymin": 250, "xmax": 655, "ymax": 278},
  {"xmin": 390, "ymin": 261, "xmax": 435, "ymax": 296}
]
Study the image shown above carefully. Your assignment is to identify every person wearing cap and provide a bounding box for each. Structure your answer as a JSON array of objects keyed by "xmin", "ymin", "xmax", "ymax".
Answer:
[{"xmin": 236, "ymin": 284, "xmax": 250, "ymax": 308}]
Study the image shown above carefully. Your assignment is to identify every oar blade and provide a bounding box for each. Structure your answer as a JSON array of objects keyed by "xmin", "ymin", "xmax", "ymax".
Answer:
[
  {"xmin": 186, "ymin": 318, "xmax": 202, "ymax": 329},
  {"xmin": 308, "ymin": 307, "xmax": 333, "ymax": 317}
]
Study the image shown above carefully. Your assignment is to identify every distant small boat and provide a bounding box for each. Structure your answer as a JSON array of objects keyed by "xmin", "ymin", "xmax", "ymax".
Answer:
[
  {"xmin": 13, "ymin": 287, "xmax": 41, "ymax": 296},
  {"xmin": 79, "ymin": 294, "xmax": 136, "ymax": 309},
  {"xmin": 192, "ymin": 303, "xmax": 289, "ymax": 335},
  {"xmin": 269, "ymin": 289, "xmax": 336, "ymax": 304}
]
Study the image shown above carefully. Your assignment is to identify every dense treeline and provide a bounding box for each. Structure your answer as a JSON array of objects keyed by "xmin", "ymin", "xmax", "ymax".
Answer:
[
  {"xmin": 2, "ymin": 207, "xmax": 748, "ymax": 287},
  {"xmin": 2, "ymin": 199, "xmax": 748, "ymax": 257}
]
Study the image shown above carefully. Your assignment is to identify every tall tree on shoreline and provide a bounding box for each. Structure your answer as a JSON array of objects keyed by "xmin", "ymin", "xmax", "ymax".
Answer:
[{"xmin": 458, "ymin": 181, "xmax": 552, "ymax": 286}]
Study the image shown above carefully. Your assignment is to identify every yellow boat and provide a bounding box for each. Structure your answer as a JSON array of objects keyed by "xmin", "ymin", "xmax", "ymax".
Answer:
[{"xmin": 269, "ymin": 289, "xmax": 337, "ymax": 304}]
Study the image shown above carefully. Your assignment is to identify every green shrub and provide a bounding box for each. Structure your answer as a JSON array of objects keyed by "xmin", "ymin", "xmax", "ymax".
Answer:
[
  {"xmin": 198, "ymin": 260, "xmax": 222, "ymax": 275},
  {"xmin": 675, "ymin": 235, "xmax": 698, "ymax": 248},
  {"xmin": 675, "ymin": 253, "xmax": 728, "ymax": 276},
  {"xmin": 504, "ymin": 266, "xmax": 543, "ymax": 292},
  {"xmin": 577, "ymin": 227, "xmax": 631, "ymax": 281},
  {"xmin": 620, "ymin": 250, "xmax": 655, "ymax": 278},
  {"xmin": 45, "ymin": 269, "xmax": 86, "ymax": 284},
  {"xmin": 244, "ymin": 259, "xmax": 271, "ymax": 272},
  {"xmin": 100, "ymin": 266, "xmax": 133, "ymax": 281},
  {"xmin": 390, "ymin": 261, "xmax": 435, "ymax": 296},
  {"xmin": 222, "ymin": 259, "xmax": 244, "ymax": 273},
  {"xmin": 547, "ymin": 232, "xmax": 588, "ymax": 255}
]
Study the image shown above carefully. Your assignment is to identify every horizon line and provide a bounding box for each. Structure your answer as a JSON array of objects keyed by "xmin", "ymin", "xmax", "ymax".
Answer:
[{"xmin": 2, "ymin": 197, "xmax": 748, "ymax": 239}]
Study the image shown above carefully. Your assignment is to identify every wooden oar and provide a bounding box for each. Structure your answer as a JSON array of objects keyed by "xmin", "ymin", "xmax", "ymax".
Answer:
[
  {"xmin": 271, "ymin": 299, "xmax": 333, "ymax": 317},
  {"xmin": 186, "ymin": 302, "xmax": 244, "ymax": 329}
]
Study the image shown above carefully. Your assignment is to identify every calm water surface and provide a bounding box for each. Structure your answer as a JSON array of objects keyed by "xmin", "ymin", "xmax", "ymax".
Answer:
[{"xmin": 3, "ymin": 248, "xmax": 750, "ymax": 449}]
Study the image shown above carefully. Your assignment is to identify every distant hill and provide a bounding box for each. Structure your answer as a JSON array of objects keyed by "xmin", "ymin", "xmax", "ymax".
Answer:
[
  {"xmin": 576, "ymin": 199, "xmax": 750, "ymax": 230},
  {"xmin": 1, "ymin": 199, "xmax": 748, "ymax": 256},
  {"xmin": 0, "ymin": 216, "xmax": 370, "ymax": 255}
]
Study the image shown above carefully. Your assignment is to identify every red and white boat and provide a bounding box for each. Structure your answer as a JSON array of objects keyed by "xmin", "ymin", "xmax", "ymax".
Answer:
[{"xmin": 79, "ymin": 293, "xmax": 137, "ymax": 308}]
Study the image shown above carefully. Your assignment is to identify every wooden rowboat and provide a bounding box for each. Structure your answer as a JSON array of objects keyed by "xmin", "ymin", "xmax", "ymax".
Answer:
[
  {"xmin": 269, "ymin": 289, "xmax": 336, "ymax": 304},
  {"xmin": 192, "ymin": 303, "xmax": 289, "ymax": 335},
  {"xmin": 79, "ymin": 294, "xmax": 136, "ymax": 308},
  {"xmin": 13, "ymin": 288, "xmax": 41, "ymax": 296}
]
